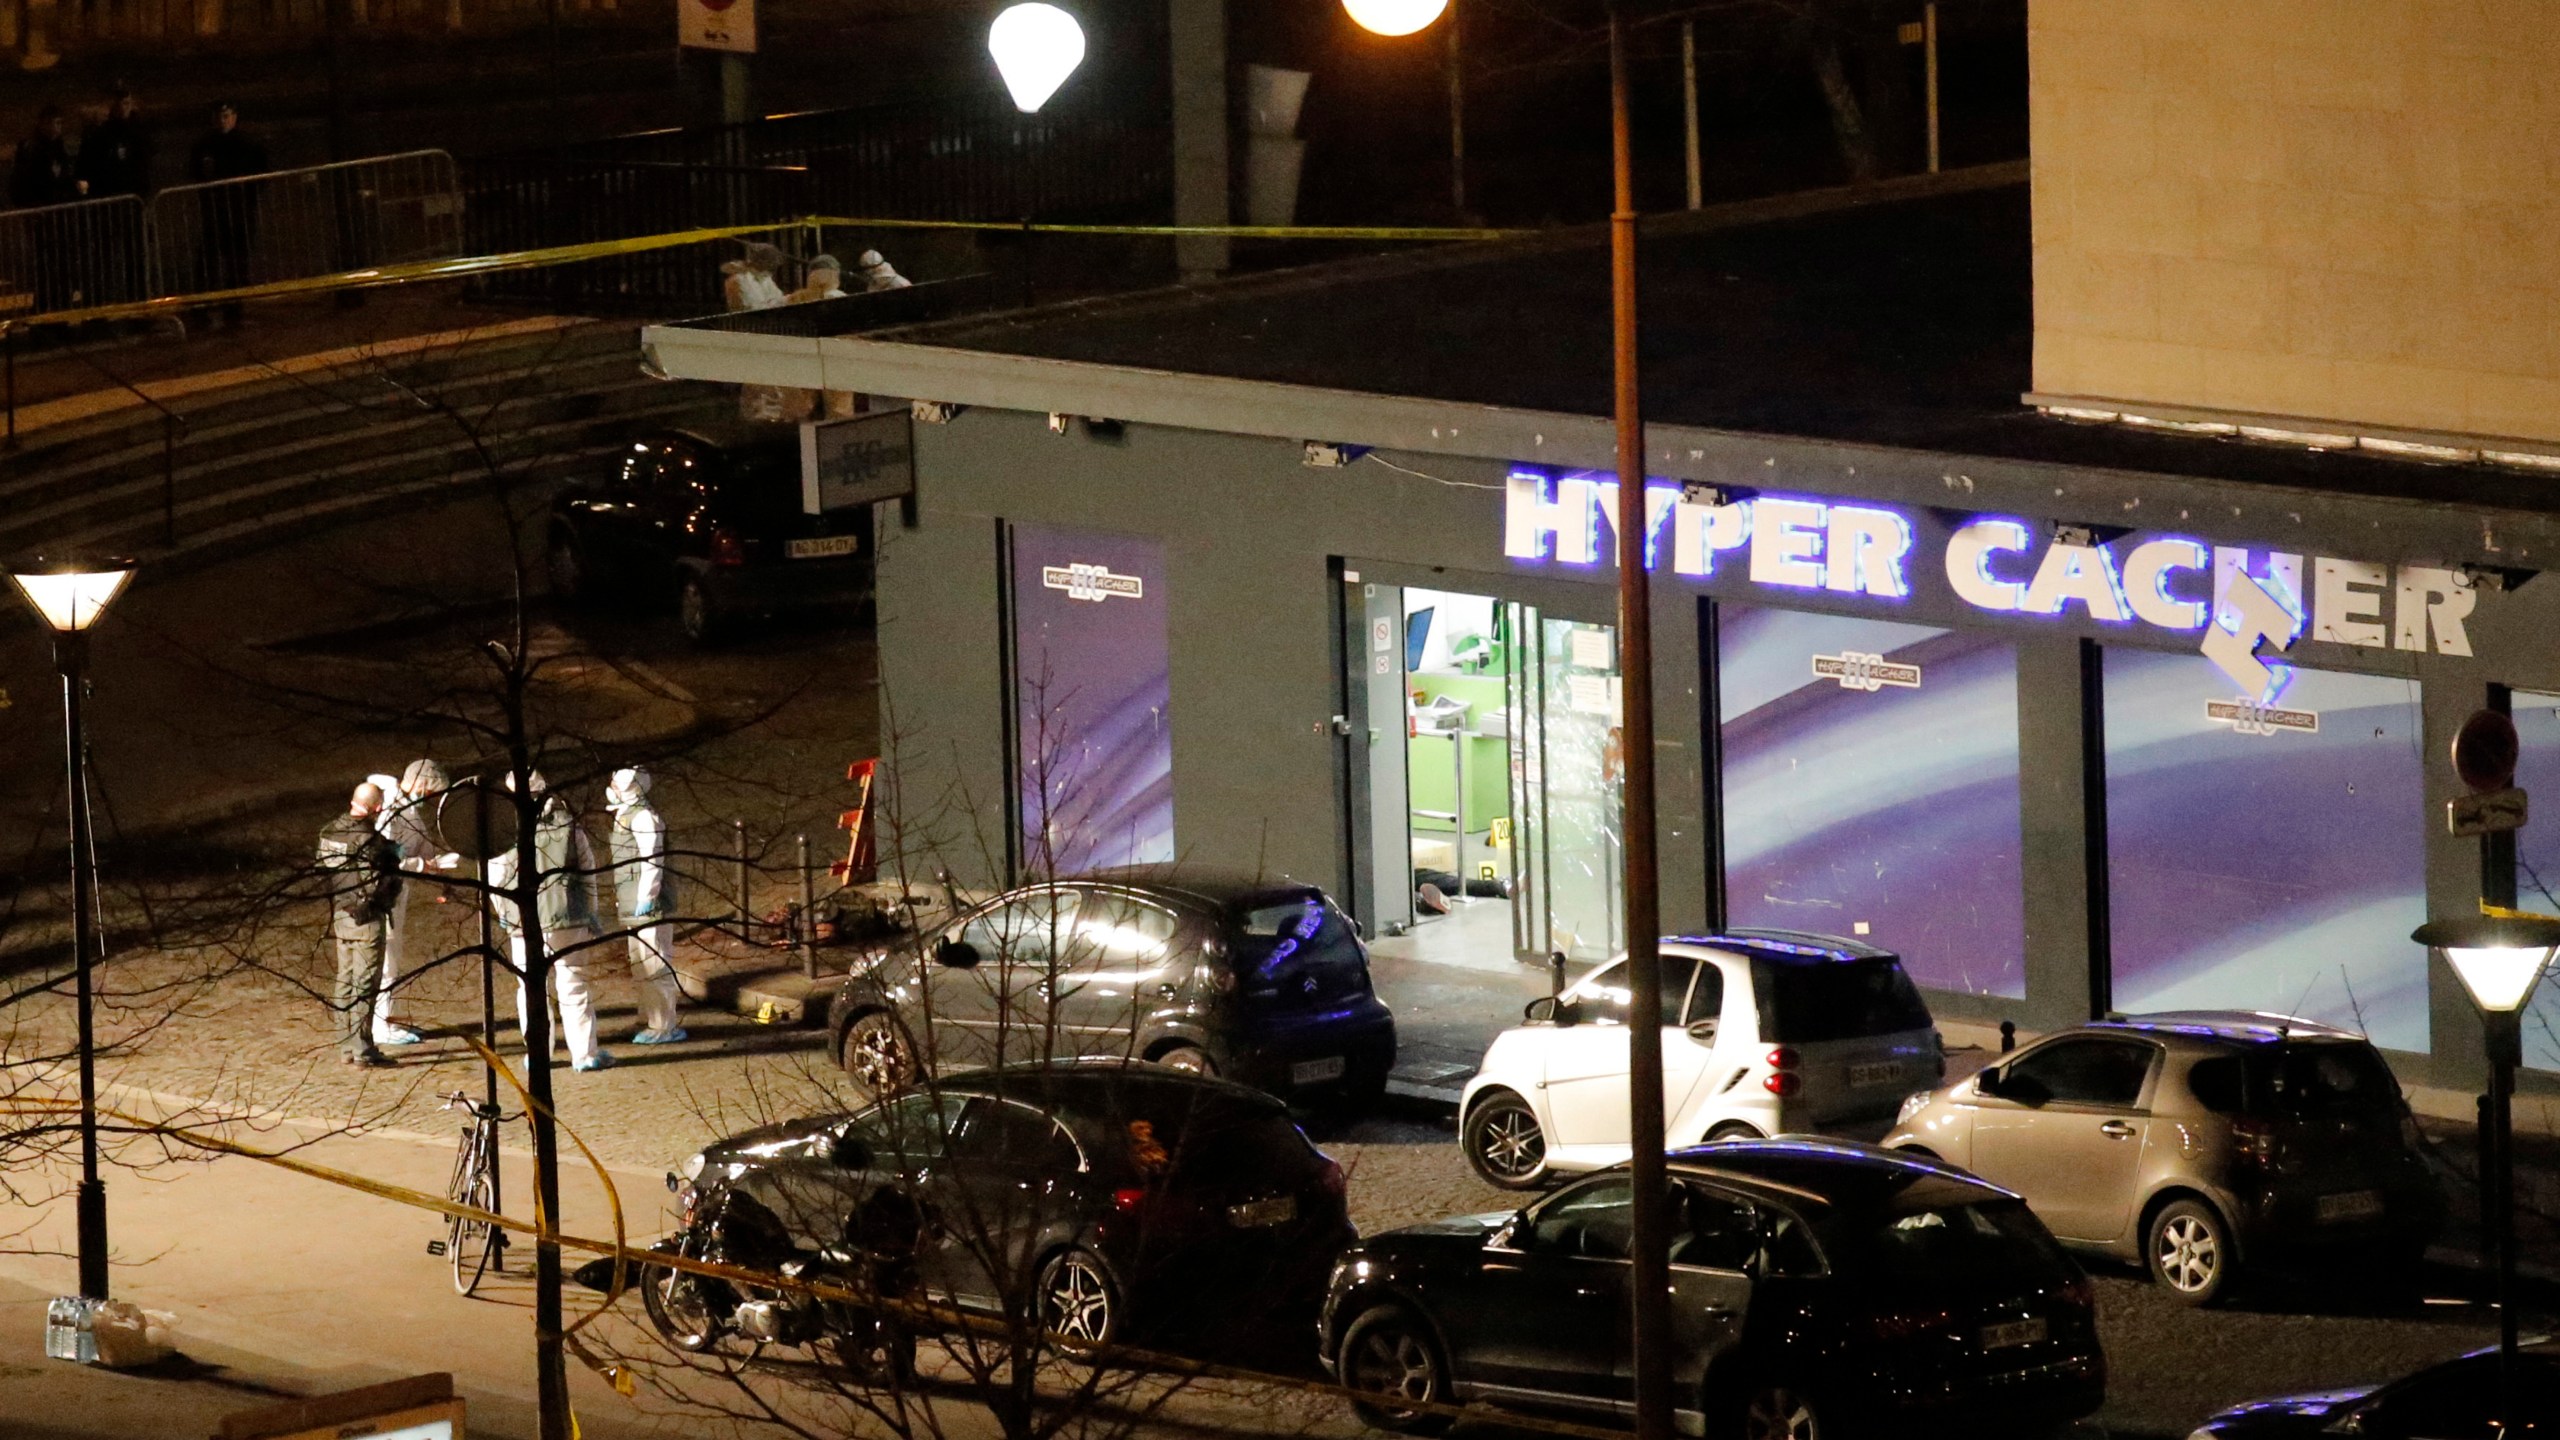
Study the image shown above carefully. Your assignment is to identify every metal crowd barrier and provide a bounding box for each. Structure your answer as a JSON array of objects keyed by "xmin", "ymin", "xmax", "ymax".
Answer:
[
  {"xmin": 152, "ymin": 149, "xmax": 464, "ymax": 295},
  {"xmin": 0, "ymin": 194, "xmax": 151, "ymax": 319}
]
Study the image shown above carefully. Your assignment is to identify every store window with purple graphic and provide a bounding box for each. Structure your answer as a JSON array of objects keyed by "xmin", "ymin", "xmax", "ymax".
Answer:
[
  {"xmin": 2104, "ymin": 653, "xmax": 2426, "ymax": 1052},
  {"xmin": 1720, "ymin": 606, "xmax": 2026, "ymax": 997},
  {"xmin": 2511, "ymin": 692, "xmax": 2560, "ymax": 1072},
  {"xmin": 1010, "ymin": 524, "xmax": 1173, "ymax": 875}
]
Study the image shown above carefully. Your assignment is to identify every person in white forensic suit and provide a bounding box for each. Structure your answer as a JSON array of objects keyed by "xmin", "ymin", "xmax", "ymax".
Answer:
[
  {"xmin": 606, "ymin": 766, "xmax": 687, "ymax": 1045},
  {"xmin": 365, "ymin": 759, "xmax": 459, "ymax": 1047},
  {"xmin": 486, "ymin": 770, "xmax": 611, "ymax": 1072}
]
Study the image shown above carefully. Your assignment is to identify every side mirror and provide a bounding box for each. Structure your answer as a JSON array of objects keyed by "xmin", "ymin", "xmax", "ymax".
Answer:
[
  {"xmin": 935, "ymin": 937, "xmax": 981, "ymax": 970},
  {"xmin": 829, "ymin": 1133, "xmax": 872, "ymax": 1170},
  {"xmin": 1524, "ymin": 996, "xmax": 1557, "ymax": 1024},
  {"xmin": 1684, "ymin": 1018, "xmax": 1719, "ymax": 1044},
  {"xmin": 1552, "ymin": 998, "xmax": 1583, "ymax": 1029},
  {"xmin": 1972, "ymin": 1068, "xmax": 2004, "ymax": 1098}
]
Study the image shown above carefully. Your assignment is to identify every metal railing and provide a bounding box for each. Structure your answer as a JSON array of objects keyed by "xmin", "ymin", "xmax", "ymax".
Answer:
[
  {"xmin": 0, "ymin": 194, "xmax": 150, "ymax": 318},
  {"xmin": 155, "ymin": 149, "xmax": 464, "ymax": 293},
  {"xmin": 0, "ymin": 150, "xmax": 462, "ymax": 323},
  {"xmin": 5, "ymin": 0, "xmax": 635, "ymax": 54}
]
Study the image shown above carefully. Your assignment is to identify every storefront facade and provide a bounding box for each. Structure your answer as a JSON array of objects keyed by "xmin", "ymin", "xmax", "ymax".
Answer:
[{"xmin": 642, "ymin": 326, "xmax": 2560, "ymax": 1093}]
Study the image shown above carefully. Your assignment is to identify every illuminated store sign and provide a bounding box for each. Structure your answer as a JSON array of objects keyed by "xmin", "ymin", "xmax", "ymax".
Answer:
[
  {"xmin": 1503, "ymin": 470, "xmax": 2482, "ymax": 697},
  {"xmin": 1042, "ymin": 562, "xmax": 1143, "ymax": 602}
]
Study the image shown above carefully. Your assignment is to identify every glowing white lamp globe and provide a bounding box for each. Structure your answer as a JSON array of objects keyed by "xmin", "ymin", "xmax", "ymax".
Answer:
[
  {"xmin": 1343, "ymin": 0, "xmax": 1449, "ymax": 36},
  {"xmin": 8, "ymin": 556, "xmax": 135, "ymax": 634},
  {"xmin": 2414, "ymin": 914, "xmax": 2560, "ymax": 1015},
  {"xmin": 989, "ymin": 3, "xmax": 1086, "ymax": 114}
]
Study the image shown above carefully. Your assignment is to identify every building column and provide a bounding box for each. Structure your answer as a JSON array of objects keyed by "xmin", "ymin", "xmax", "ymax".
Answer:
[
  {"xmin": 1169, "ymin": 0, "xmax": 1230, "ymax": 281},
  {"xmin": 2014, "ymin": 636, "xmax": 2104, "ymax": 1032}
]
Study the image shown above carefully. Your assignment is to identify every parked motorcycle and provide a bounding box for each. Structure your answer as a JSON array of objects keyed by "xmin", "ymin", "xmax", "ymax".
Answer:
[{"xmin": 640, "ymin": 1183, "xmax": 920, "ymax": 1383}]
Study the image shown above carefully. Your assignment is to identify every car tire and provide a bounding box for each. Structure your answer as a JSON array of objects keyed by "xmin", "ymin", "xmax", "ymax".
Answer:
[
  {"xmin": 1336, "ymin": 1305, "xmax": 1454, "ymax": 1435},
  {"xmin": 1152, "ymin": 1044, "xmax": 1216, "ymax": 1078},
  {"xmin": 1036, "ymin": 1247, "xmax": 1119, "ymax": 1358},
  {"xmin": 840, "ymin": 1012, "xmax": 915, "ymax": 1097},
  {"xmin": 2147, "ymin": 1197, "xmax": 2233, "ymax": 1306},
  {"xmin": 547, "ymin": 531, "xmax": 593, "ymax": 606},
  {"xmin": 1733, "ymin": 1378, "xmax": 1826, "ymax": 1440},
  {"xmin": 1463, "ymin": 1092, "xmax": 1550, "ymax": 1190},
  {"xmin": 678, "ymin": 574, "xmax": 723, "ymax": 646},
  {"xmin": 1706, "ymin": 1121, "xmax": 1765, "ymax": 1142}
]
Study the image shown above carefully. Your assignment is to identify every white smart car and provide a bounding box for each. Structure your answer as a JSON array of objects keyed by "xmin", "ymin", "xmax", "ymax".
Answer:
[{"xmin": 1458, "ymin": 929, "xmax": 1945, "ymax": 1189}]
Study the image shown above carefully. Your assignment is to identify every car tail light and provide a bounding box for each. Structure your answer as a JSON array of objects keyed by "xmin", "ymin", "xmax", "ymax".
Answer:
[
  {"xmin": 1314, "ymin": 1156, "xmax": 1347, "ymax": 1198},
  {"xmin": 2059, "ymin": 1276, "xmax": 2095, "ymax": 1313},
  {"xmin": 1766, "ymin": 1047, "xmax": 1800, "ymax": 1070},
  {"xmin": 1763, "ymin": 1072, "xmax": 1804, "ymax": 1097},
  {"xmin": 2233, "ymin": 1116, "xmax": 2278, "ymax": 1167},
  {"xmin": 1112, "ymin": 1188, "xmax": 1147, "ymax": 1214},
  {"xmin": 710, "ymin": 530, "xmax": 748, "ymax": 567}
]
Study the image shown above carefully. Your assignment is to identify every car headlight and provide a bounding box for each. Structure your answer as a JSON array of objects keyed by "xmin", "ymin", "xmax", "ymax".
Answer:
[{"xmin": 1896, "ymin": 1090, "xmax": 1934, "ymax": 1125}]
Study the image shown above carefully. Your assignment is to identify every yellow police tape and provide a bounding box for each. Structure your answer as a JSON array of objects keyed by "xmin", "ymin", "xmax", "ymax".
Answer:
[
  {"xmin": 0, "ymin": 1064, "xmax": 1639, "ymax": 1440},
  {"xmin": 0, "ymin": 213, "xmax": 1531, "ymax": 333}
]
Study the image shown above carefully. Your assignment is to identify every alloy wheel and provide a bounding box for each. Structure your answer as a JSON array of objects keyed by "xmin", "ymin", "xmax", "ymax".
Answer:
[
  {"xmin": 1477, "ymin": 1107, "xmax": 1544, "ymax": 1182},
  {"xmin": 845, "ymin": 1019, "xmax": 911, "ymax": 1094},
  {"xmin": 1347, "ymin": 1324, "xmax": 1439, "ymax": 1411},
  {"xmin": 2156, "ymin": 1214, "xmax": 2220, "ymax": 1293},
  {"xmin": 1040, "ymin": 1252, "xmax": 1113, "ymax": 1350},
  {"xmin": 1742, "ymin": 1384, "xmax": 1821, "ymax": 1440}
]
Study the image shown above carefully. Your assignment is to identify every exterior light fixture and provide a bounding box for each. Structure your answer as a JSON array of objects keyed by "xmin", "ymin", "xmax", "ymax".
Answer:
[
  {"xmin": 8, "ymin": 556, "xmax": 134, "ymax": 634},
  {"xmin": 2415, "ymin": 911, "xmax": 2560, "ymax": 1017},
  {"xmin": 989, "ymin": 3, "xmax": 1085, "ymax": 114},
  {"xmin": 1343, "ymin": 0, "xmax": 1449, "ymax": 36}
]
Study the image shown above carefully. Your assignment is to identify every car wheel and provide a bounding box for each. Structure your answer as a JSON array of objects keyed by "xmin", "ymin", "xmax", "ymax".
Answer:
[
  {"xmin": 1735, "ymin": 1380, "xmax": 1825, "ymax": 1440},
  {"xmin": 1463, "ymin": 1092, "xmax": 1549, "ymax": 1190},
  {"xmin": 547, "ymin": 531, "xmax": 596, "ymax": 606},
  {"xmin": 1337, "ymin": 1305, "xmax": 1453, "ymax": 1435},
  {"xmin": 678, "ymin": 574, "xmax": 723, "ymax": 645},
  {"xmin": 1706, "ymin": 1121, "xmax": 1765, "ymax": 1142},
  {"xmin": 1153, "ymin": 1044, "xmax": 1216, "ymax": 1077},
  {"xmin": 2147, "ymin": 1198, "xmax": 2232, "ymax": 1306},
  {"xmin": 841, "ymin": 1012, "xmax": 915, "ymax": 1097},
  {"xmin": 1036, "ymin": 1248, "xmax": 1118, "ymax": 1357}
]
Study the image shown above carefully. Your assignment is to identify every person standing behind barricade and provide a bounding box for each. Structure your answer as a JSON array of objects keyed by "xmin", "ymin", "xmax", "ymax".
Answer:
[
  {"xmin": 606, "ymin": 767, "xmax": 687, "ymax": 1046},
  {"xmin": 188, "ymin": 102, "xmax": 267, "ymax": 329},
  {"xmin": 857, "ymin": 250, "xmax": 910, "ymax": 292},
  {"xmin": 11, "ymin": 107, "xmax": 83, "ymax": 314},
  {"xmin": 721, "ymin": 241, "xmax": 790, "ymax": 423},
  {"xmin": 316, "ymin": 782, "xmax": 401, "ymax": 1068},
  {"xmin": 487, "ymin": 771, "xmax": 613, "ymax": 1072},
  {"xmin": 77, "ymin": 89, "xmax": 152, "ymax": 306},
  {"xmin": 368, "ymin": 759, "xmax": 458, "ymax": 1048},
  {"xmin": 781, "ymin": 254, "xmax": 855, "ymax": 419}
]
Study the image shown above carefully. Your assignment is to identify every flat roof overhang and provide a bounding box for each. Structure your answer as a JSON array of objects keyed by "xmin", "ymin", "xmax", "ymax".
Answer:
[{"xmin": 636, "ymin": 326, "xmax": 2560, "ymax": 569}]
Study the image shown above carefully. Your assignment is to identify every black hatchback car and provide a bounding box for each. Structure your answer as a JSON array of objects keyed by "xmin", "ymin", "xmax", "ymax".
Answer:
[
  {"xmin": 662, "ymin": 1062, "xmax": 1354, "ymax": 1355},
  {"xmin": 547, "ymin": 424, "xmax": 871, "ymax": 643},
  {"xmin": 826, "ymin": 871, "xmax": 1398, "ymax": 1106},
  {"xmin": 1320, "ymin": 1139, "xmax": 2105, "ymax": 1439},
  {"xmin": 2191, "ymin": 1340, "xmax": 2558, "ymax": 1439}
]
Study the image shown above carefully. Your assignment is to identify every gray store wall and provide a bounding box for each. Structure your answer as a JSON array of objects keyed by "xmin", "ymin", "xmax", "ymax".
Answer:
[{"xmin": 876, "ymin": 400, "xmax": 2560, "ymax": 1092}]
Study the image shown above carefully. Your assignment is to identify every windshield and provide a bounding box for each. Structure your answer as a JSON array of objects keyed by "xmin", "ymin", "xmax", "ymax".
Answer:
[
  {"xmin": 2251, "ymin": 1041, "xmax": 2404, "ymax": 1119},
  {"xmin": 1751, "ymin": 956, "xmax": 1932, "ymax": 1042},
  {"xmin": 1838, "ymin": 1197, "xmax": 2077, "ymax": 1291},
  {"xmin": 1227, "ymin": 893, "xmax": 1370, "ymax": 1006}
]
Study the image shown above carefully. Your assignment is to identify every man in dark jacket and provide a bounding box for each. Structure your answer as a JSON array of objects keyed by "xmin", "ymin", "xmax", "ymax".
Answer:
[
  {"xmin": 76, "ymin": 89, "xmax": 152, "ymax": 305},
  {"xmin": 9, "ymin": 106, "xmax": 79, "ymax": 209},
  {"xmin": 188, "ymin": 101, "xmax": 267, "ymax": 326},
  {"xmin": 317, "ymin": 782, "xmax": 402, "ymax": 1067}
]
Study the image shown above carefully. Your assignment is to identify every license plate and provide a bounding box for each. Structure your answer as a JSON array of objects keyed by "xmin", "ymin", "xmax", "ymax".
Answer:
[
  {"xmin": 2317, "ymin": 1190, "xmax": 2385, "ymax": 1223},
  {"xmin": 1981, "ymin": 1317, "xmax": 2046, "ymax": 1350},
  {"xmin": 787, "ymin": 535, "xmax": 859, "ymax": 560},
  {"xmin": 1228, "ymin": 1195, "xmax": 1297, "ymax": 1228},
  {"xmin": 1848, "ymin": 1061, "xmax": 1903, "ymax": 1089},
  {"xmin": 1291, "ymin": 1056, "xmax": 1347, "ymax": 1085}
]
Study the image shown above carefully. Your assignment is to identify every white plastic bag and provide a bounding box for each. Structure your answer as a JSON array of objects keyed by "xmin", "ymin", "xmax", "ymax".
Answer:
[{"xmin": 87, "ymin": 1300, "xmax": 175, "ymax": 1369}]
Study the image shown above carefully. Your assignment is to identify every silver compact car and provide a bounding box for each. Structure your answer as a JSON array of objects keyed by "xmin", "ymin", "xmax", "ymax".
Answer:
[{"xmin": 1884, "ymin": 1012, "xmax": 2443, "ymax": 1306}]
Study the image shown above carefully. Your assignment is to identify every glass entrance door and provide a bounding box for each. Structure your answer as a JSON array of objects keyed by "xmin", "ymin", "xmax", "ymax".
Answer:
[{"xmin": 1508, "ymin": 605, "xmax": 1624, "ymax": 964}]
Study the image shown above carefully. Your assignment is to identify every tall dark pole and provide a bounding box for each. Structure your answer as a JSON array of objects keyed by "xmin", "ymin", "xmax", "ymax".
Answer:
[
  {"xmin": 1608, "ymin": 8, "xmax": 1673, "ymax": 1440},
  {"xmin": 58, "ymin": 630, "xmax": 108, "ymax": 1303},
  {"xmin": 2487, "ymin": 1006, "xmax": 2520, "ymax": 1434}
]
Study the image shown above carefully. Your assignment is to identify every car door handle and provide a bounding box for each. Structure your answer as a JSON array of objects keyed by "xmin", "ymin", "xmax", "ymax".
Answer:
[
  {"xmin": 2099, "ymin": 1121, "xmax": 2137, "ymax": 1138},
  {"xmin": 1699, "ymin": 1303, "xmax": 1738, "ymax": 1319}
]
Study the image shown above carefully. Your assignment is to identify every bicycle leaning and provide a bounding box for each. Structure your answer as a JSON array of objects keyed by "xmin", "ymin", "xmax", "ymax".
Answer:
[{"xmin": 428, "ymin": 1089, "xmax": 516, "ymax": 1296}]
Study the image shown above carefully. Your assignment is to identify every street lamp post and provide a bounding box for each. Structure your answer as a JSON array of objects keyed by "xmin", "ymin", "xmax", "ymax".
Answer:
[
  {"xmin": 7, "ymin": 555, "xmax": 136, "ymax": 1306},
  {"xmin": 2412, "ymin": 909, "xmax": 2560, "ymax": 1439}
]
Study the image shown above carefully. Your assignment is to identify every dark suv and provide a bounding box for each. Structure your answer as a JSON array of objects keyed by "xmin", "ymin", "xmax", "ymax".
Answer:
[
  {"xmin": 826, "ymin": 871, "xmax": 1397, "ymax": 1106},
  {"xmin": 1320, "ymin": 1139, "xmax": 2105, "ymax": 1438},
  {"xmin": 547, "ymin": 424, "xmax": 871, "ymax": 643}
]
